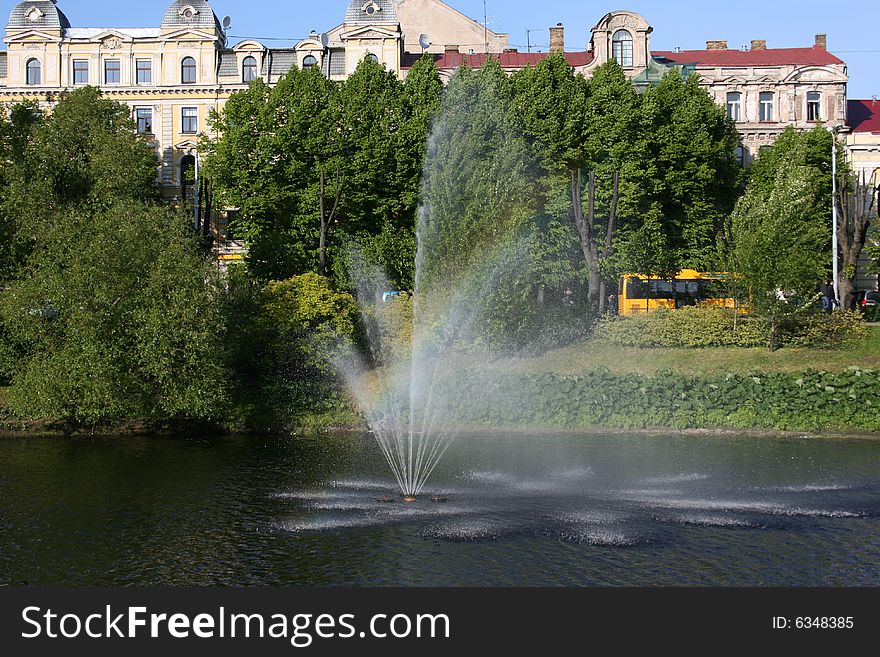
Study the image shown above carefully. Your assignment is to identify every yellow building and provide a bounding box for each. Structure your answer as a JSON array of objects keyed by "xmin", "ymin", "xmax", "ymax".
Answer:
[{"xmin": 0, "ymin": 0, "xmax": 508, "ymax": 201}]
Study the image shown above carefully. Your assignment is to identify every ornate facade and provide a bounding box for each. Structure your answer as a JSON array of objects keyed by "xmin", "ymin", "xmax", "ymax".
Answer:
[{"xmin": 0, "ymin": 0, "xmax": 855, "ymax": 196}]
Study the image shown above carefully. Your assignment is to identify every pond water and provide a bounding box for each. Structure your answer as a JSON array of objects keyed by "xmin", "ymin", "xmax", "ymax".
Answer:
[{"xmin": 1, "ymin": 431, "xmax": 878, "ymax": 586}]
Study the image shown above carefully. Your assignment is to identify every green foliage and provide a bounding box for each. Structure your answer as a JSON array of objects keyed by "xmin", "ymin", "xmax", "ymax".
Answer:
[
  {"xmin": 228, "ymin": 273, "xmax": 359, "ymax": 429},
  {"xmin": 6, "ymin": 87, "xmax": 158, "ymax": 228},
  {"xmin": 594, "ymin": 306, "xmax": 867, "ymax": 349},
  {"xmin": 727, "ymin": 139, "xmax": 832, "ymax": 348},
  {"xmin": 0, "ymin": 202, "xmax": 228, "ymax": 423},
  {"xmin": 373, "ymin": 293, "xmax": 414, "ymax": 364},
  {"xmin": 206, "ymin": 57, "xmax": 442, "ymax": 284},
  {"xmin": 424, "ymin": 366, "xmax": 880, "ymax": 432}
]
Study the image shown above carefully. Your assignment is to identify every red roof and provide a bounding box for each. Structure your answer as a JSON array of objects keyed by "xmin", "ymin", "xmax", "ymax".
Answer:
[
  {"xmin": 848, "ymin": 100, "xmax": 880, "ymax": 133},
  {"xmin": 653, "ymin": 46, "xmax": 844, "ymax": 67},
  {"xmin": 402, "ymin": 50, "xmax": 594, "ymax": 70}
]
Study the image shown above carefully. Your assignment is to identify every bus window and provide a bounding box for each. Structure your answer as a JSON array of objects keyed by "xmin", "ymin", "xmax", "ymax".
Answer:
[
  {"xmin": 627, "ymin": 278, "xmax": 651, "ymax": 299},
  {"xmin": 652, "ymin": 281, "xmax": 675, "ymax": 299}
]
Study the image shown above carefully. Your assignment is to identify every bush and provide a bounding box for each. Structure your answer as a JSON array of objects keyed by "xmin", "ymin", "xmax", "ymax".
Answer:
[
  {"xmin": 237, "ymin": 273, "xmax": 360, "ymax": 429},
  {"xmin": 593, "ymin": 306, "xmax": 867, "ymax": 349},
  {"xmin": 421, "ymin": 366, "xmax": 880, "ymax": 432}
]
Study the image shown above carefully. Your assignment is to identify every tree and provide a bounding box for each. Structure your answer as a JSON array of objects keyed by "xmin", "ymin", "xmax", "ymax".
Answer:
[
  {"xmin": 640, "ymin": 71, "xmax": 742, "ymax": 270},
  {"xmin": 0, "ymin": 202, "xmax": 228, "ymax": 422},
  {"xmin": 835, "ymin": 169, "xmax": 876, "ymax": 308},
  {"xmin": 0, "ymin": 102, "xmax": 43, "ymax": 285},
  {"xmin": 728, "ymin": 147, "xmax": 830, "ymax": 351}
]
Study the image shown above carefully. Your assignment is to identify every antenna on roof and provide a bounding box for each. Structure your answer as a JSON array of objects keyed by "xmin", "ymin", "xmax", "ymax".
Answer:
[{"xmin": 419, "ymin": 33, "xmax": 432, "ymax": 52}]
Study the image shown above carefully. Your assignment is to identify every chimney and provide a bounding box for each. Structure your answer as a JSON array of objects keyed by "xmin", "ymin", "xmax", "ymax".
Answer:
[
  {"xmin": 706, "ymin": 40, "xmax": 728, "ymax": 50},
  {"xmin": 815, "ymin": 33, "xmax": 827, "ymax": 50},
  {"xmin": 751, "ymin": 39, "xmax": 766, "ymax": 51},
  {"xmin": 444, "ymin": 44, "xmax": 459, "ymax": 55},
  {"xmin": 549, "ymin": 23, "xmax": 564, "ymax": 53}
]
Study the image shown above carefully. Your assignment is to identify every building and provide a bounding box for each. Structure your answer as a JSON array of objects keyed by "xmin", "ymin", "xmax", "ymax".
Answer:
[
  {"xmin": 0, "ymin": 1, "xmax": 853, "ymax": 191},
  {"xmin": 847, "ymin": 99, "xmax": 880, "ymax": 179},
  {"xmin": 846, "ymin": 99, "xmax": 880, "ymax": 291}
]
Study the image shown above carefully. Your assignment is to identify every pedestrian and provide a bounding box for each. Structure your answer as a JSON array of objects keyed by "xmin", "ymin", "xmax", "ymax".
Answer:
[{"xmin": 820, "ymin": 279, "xmax": 836, "ymax": 313}]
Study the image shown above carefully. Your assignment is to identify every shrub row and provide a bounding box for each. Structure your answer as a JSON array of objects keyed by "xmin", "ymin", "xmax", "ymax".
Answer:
[
  {"xmin": 593, "ymin": 306, "xmax": 868, "ymax": 349},
  {"xmin": 427, "ymin": 367, "xmax": 880, "ymax": 432}
]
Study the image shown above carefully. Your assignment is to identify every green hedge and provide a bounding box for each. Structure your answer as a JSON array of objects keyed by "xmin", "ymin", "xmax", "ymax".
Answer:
[
  {"xmin": 428, "ymin": 367, "xmax": 880, "ymax": 432},
  {"xmin": 593, "ymin": 306, "xmax": 868, "ymax": 349}
]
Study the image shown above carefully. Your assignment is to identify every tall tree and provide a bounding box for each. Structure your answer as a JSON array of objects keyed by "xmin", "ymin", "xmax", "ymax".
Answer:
[
  {"xmin": 728, "ymin": 146, "xmax": 829, "ymax": 351},
  {"xmin": 835, "ymin": 169, "xmax": 876, "ymax": 308},
  {"xmin": 640, "ymin": 71, "xmax": 742, "ymax": 270}
]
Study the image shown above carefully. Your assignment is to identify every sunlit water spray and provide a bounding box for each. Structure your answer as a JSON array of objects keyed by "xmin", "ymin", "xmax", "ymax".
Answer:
[{"xmin": 336, "ymin": 66, "xmax": 541, "ymax": 497}]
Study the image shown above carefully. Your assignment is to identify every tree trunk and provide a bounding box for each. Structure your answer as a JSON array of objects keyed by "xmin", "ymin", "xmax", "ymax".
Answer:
[
  {"xmin": 769, "ymin": 316, "xmax": 778, "ymax": 353},
  {"xmin": 836, "ymin": 170, "xmax": 876, "ymax": 309},
  {"xmin": 572, "ymin": 168, "xmax": 601, "ymax": 315},
  {"xmin": 318, "ymin": 166, "xmax": 327, "ymax": 276},
  {"xmin": 317, "ymin": 161, "xmax": 345, "ymax": 278},
  {"xmin": 597, "ymin": 172, "xmax": 620, "ymax": 316}
]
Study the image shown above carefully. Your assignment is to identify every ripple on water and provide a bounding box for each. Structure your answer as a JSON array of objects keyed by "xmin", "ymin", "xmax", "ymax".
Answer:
[{"xmin": 421, "ymin": 517, "xmax": 509, "ymax": 542}]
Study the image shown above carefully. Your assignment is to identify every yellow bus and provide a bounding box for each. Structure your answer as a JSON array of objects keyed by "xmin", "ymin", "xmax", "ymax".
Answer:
[{"xmin": 618, "ymin": 269, "xmax": 738, "ymax": 316}]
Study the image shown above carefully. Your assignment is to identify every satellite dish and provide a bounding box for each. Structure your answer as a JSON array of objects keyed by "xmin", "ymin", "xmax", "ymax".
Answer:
[
  {"xmin": 222, "ymin": 16, "xmax": 232, "ymax": 30},
  {"xmin": 419, "ymin": 33, "xmax": 432, "ymax": 50},
  {"xmin": 320, "ymin": 32, "xmax": 330, "ymax": 48}
]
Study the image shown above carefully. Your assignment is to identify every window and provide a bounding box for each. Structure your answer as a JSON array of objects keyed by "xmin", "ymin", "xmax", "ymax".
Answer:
[
  {"xmin": 735, "ymin": 145, "xmax": 745, "ymax": 166},
  {"xmin": 181, "ymin": 107, "xmax": 198, "ymax": 134},
  {"xmin": 73, "ymin": 60, "xmax": 88, "ymax": 85},
  {"xmin": 365, "ymin": 53, "xmax": 379, "ymax": 63},
  {"xmin": 612, "ymin": 30, "xmax": 634, "ymax": 67},
  {"xmin": 26, "ymin": 58, "xmax": 41, "ymax": 85},
  {"xmin": 727, "ymin": 92, "xmax": 742, "ymax": 122},
  {"xmin": 759, "ymin": 91, "xmax": 774, "ymax": 122},
  {"xmin": 242, "ymin": 56, "xmax": 258, "ymax": 82},
  {"xmin": 180, "ymin": 154, "xmax": 196, "ymax": 201},
  {"xmin": 136, "ymin": 108, "xmax": 153, "ymax": 134},
  {"xmin": 302, "ymin": 55, "xmax": 318, "ymax": 70},
  {"xmin": 807, "ymin": 92, "xmax": 822, "ymax": 121},
  {"xmin": 136, "ymin": 60, "xmax": 152, "ymax": 85},
  {"xmin": 181, "ymin": 56, "xmax": 197, "ymax": 84},
  {"xmin": 104, "ymin": 59, "xmax": 121, "ymax": 84}
]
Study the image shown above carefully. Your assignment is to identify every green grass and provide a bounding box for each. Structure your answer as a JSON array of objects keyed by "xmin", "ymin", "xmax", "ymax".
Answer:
[{"xmin": 497, "ymin": 327, "xmax": 880, "ymax": 377}]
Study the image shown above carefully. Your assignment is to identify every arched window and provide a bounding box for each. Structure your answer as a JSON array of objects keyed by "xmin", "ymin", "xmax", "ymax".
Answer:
[
  {"xmin": 26, "ymin": 58, "xmax": 41, "ymax": 85},
  {"xmin": 365, "ymin": 53, "xmax": 379, "ymax": 64},
  {"xmin": 727, "ymin": 92, "xmax": 742, "ymax": 122},
  {"xmin": 242, "ymin": 56, "xmax": 258, "ymax": 82},
  {"xmin": 302, "ymin": 55, "xmax": 318, "ymax": 69},
  {"xmin": 611, "ymin": 30, "xmax": 633, "ymax": 67},
  {"xmin": 181, "ymin": 56, "xmax": 197, "ymax": 84}
]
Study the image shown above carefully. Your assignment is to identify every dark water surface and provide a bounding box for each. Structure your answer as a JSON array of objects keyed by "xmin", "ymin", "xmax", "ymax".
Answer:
[{"xmin": 1, "ymin": 431, "xmax": 878, "ymax": 586}]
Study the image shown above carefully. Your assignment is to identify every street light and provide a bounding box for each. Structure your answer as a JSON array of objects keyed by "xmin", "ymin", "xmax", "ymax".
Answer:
[{"xmin": 829, "ymin": 126, "xmax": 840, "ymax": 306}]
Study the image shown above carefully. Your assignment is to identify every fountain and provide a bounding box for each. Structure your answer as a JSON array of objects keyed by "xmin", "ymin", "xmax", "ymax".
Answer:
[{"xmin": 337, "ymin": 65, "xmax": 545, "ymax": 498}]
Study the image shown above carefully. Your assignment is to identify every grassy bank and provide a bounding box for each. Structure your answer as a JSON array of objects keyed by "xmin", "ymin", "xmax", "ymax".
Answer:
[
  {"xmin": 3, "ymin": 328, "xmax": 878, "ymax": 436},
  {"xmin": 498, "ymin": 327, "xmax": 880, "ymax": 377}
]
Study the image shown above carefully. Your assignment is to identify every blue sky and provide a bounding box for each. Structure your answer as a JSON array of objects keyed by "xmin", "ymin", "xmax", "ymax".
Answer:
[{"xmin": 2, "ymin": 0, "xmax": 878, "ymax": 97}]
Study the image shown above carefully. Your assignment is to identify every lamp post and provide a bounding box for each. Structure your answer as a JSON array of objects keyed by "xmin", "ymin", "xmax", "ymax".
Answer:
[{"xmin": 830, "ymin": 126, "xmax": 840, "ymax": 305}]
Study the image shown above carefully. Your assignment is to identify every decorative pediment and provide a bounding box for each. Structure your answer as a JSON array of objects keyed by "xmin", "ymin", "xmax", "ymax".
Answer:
[
  {"xmin": 4, "ymin": 30, "xmax": 63, "ymax": 43},
  {"xmin": 232, "ymin": 40, "xmax": 266, "ymax": 52},
  {"xmin": 160, "ymin": 28, "xmax": 220, "ymax": 42},
  {"xmin": 93, "ymin": 30, "xmax": 135, "ymax": 45},
  {"xmin": 174, "ymin": 139, "xmax": 200, "ymax": 152},
  {"xmin": 295, "ymin": 38, "xmax": 324, "ymax": 51},
  {"xmin": 784, "ymin": 65, "xmax": 847, "ymax": 84},
  {"xmin": 340, "ymin": 25, "xmax": 400, "ymax": 41},
  {"xmin": 719, "ymin": 76, "xmax": 748, "ymax": 86},
  {"xmin": 593, "ymin": 10, "xmax": 652, "ymax": 35}
]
